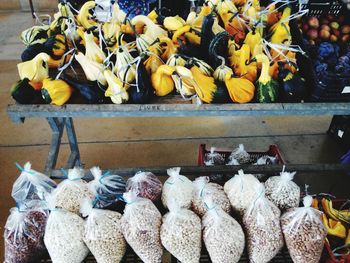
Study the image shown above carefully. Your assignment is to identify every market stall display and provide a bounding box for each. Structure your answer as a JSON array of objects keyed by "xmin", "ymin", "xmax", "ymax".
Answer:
[
  {"xmin": 81, "ymin": 198, "xmax": 126, "ymax": 263},
  {"xmin": 53, "ymin": 167, "xmax": 94, "ymax": 214},
  {"xmin": 11, "ymin": 0, "xmax": 309, "ymax": 106}
]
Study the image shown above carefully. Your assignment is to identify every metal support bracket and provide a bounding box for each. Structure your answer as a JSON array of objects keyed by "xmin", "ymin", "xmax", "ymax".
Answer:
[{"xmin": 45, "ymin": 117, "xmax": 82, "ymax": 175}]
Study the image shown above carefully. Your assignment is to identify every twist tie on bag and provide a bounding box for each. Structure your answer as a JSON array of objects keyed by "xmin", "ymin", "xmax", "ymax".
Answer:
[
  {"xmin": 122, "ymin": 190, "xmax": 139, "ymax": 205},
  {"xmin": 237, "ymin": 169, "xmax": 246, "ymax": 192},
  {"xmin": 194, "ymin": 176, "xmax": 209, "ymax": 198},
  {"xmin": 68, "ymin": 167, "xmax": 84, "ymax": 181},
  {"xmin": 99, "ymin": 171, "xmax": 112, "ymax": 184},
  {"xmin": 80, "ymin": 198, "xmax": 94, "ymax": 217},
  {"xmin": 60, "ymin": 168, "xmax": 68, "ymax": 178},
  {"xmin": 166, "ymin": 167, "xmax": 184, "ymax": 184},
  {"xmin": 303, "ymin": 195, "xmax": 313, "ymax": 208},
  {"xmin": 15, "ymin": 162, "xmax": 35, "ymax": 175}
]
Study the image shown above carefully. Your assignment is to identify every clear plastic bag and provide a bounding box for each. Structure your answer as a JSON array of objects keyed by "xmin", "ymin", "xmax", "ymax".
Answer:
[
  {"xmin": 281, "ymin": 196, "xmax": 327, "ymax": 263},
  {"xmin": 192, "ymin": 176, "xmax": 231, "ymax": 217},
  {"xmin": 160, "ymin": 199, "xmax": 202, "ymax": 263},
  {"xmin": 120, "ymin": 190, "xmax": 163, "ymax": 263},
  {"xmin": 44, "ymin": 196, "xmax": 89, "ymax": 263},
  {"xmin": 243, "ymin": 184, "xmax": 284, "ymax": 263},
  {"xmin": 4, "ymin": 201, "xmax": 48, "ymax": 263},
  {"xmin": 88, "ymin": 167, "xmax": 126, "ymax": 208},
  {"xmin": 227, "ymin": 144, "xmax": 250, "ymax": 164},
  {"xmin": 126, "ymin": 171, "xmax": 162, "ymax": 201},
  {"xmin": 265, "ymin": 169, "xmax": 300, "ymax": 210},
  {"xmin": 80, "ymin": 199, "xmax": 126, "ymax": 263},
  {"xmin": 162, "ymin": 167, "xmax": 194, "ymax": 209},
  {"xmin": 202, "ymin": 197, "xmax": 245, "ymax": 263},
  {"xmin": 224, "ymin": 169, "xmax": 260, "ymax": 215},
  {"xmin": 204, "ymin": 147, "xmax": 225, "ymax": 166},
  {"xmin": 11, "ymin": 162, "xmax": 56, "ymax": 203},
  {"xmin": 53, "ymin": 167, "xmax": 94, "ymax": 214}
]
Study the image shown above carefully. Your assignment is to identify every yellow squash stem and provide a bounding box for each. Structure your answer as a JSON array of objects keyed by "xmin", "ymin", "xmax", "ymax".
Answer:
[
  {"xmin": 255, "ymin": 54, "xmax": 271, "ymax": 85},
  {"xmin": 151, "ymin": 65, "xmax": 176, "ymax": 96}
]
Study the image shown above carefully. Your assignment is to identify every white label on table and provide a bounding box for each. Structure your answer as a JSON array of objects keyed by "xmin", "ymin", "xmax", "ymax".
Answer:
[
  {"xmin": 341, "ymin": 86, "xmax": 350, "ymax": 94},
  {"xmin": 338, "ymin": 130, "xmax": 344, "ymax": 138}
]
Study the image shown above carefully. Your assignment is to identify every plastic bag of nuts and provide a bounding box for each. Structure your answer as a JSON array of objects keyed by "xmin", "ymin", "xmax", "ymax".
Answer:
[
  {"xmin": 160, "ymin": 198, "xmax": 202, "ymax": 263},
  {"xmin": 227, "ymin": 144, "xmax": 251, "ymax": 164},
  {"xmin": 265, "ymin": 169, "xmax": 300, "ymax": 211},
  {"xmin": 120, "ymin": 190, "xmax": 163, "ymax": 263},
  {"xmin": 44, "ymin": 196, "xmax": 89, "ymax": 263},
  {"xmin": 126, "ymin": 171, "xmax": 162, "ymax": 201},
  {"xmin": 224, "ymin": 169, "xmax": 260, "ymax": 216},
  {"xmin": 53, "ymin": 167, "xmax": 94, "ymax": 214},
  {"xmin": 281, "ymin": 195, "xmax": 327, "ymax": 263},
  {"xmin": 192, "ymin": 176, "xmax": 231, "ymax": 217},
  {"xmin": 88, "ymin": 167, "xmax": 126, "ymax": 208},
  {"xmin": 204, "ymin": 147, "xmax": 225, "ymax": 166},
  {"xmin": 80, "ymin": 198, "xmax": 126, "ymax": 263},
  {"xmin": 162, "ymin": 167, "xmax": 194, "ymax": 209},
  {"xmin": 4, "ymin": 201, "xmax": 48, "ymax": 263},
  {"xmin": 243, "ymin": 184, "xmax": 284, "ymax": 263},
  {"xmin": 12, "ymin": 162, "xmax": 56, "ymax": 203},
  {"xmin": 202, "ymin": 197, "xmax": 245, "ymax": 263}
]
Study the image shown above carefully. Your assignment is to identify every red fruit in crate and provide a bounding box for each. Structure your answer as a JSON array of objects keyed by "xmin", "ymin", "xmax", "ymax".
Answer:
[
  {"xmin": 326, "ymin": 14, "xmax": 335, "ymax": 21},
  {"xmin": 332, "ymin": 29, "xmax": 341, "ymax": 37},
  {"xmin": 330, "ymin": 22, "xmax": 340, "ymax": 30},
  {"xmin": 330, "ymin": 34, "xmax": 338, "ymax": 42},
  {"xmin": 320, "ymin": 25, "xmax": 331, "ymax": 31},
  {"xmin": 302, "ymin": 23, "xmax": 309, "ymax": 32},
  {"xmin": 307, "ymin": 29, "xmax": 318, "ymax": 40},
  {"xmin": 341, "ymin": 25, "xmax": 350, "ymax": 34},
  {"xmin": 341, "ymin": 34, "xmax": 350, "ymax": 43},
  {"xmin": 308, "ymin": 17, "xmax": 319, "ymax": 29},
  {"xmin": 319, "ymin": 29, "xmax": 331, "ymax": 40}
]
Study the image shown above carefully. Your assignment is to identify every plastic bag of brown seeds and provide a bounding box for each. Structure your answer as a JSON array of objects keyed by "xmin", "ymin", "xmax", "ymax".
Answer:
[{"xmin": 4, "ymin": 201, "xmax": 48, "ymax": 263}]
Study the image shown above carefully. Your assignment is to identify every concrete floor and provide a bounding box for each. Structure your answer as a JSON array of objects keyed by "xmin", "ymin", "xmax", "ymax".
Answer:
[{"xmin": 0, "ymin": 11, "xmax": 349, "ymax": 261}]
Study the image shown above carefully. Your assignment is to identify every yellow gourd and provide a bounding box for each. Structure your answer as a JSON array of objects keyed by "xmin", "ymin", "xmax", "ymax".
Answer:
[
  {"xmin": 151, "ymin": 65, "xmax": 175, "ymax": 96},
  {"xmin": 41, "ymin": 78, "xmax": 73, "ymax": 106},
  {"xmin": 224, "ymin": 74, "xmax": 255, "ymax": 103}
]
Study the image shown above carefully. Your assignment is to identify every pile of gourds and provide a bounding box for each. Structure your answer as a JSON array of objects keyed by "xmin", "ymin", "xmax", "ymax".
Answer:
[{"xmin": 12, "ymin": 0, "xmax": 308, "ymax": 105}]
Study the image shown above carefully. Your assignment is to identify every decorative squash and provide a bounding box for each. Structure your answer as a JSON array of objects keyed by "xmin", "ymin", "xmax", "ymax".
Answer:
[
  {"xmin": 129, "ymin": 59, "xmax": 153, "ymax": 103},
  {"xmin": 21, "ymin": 25, "xmax": 49, "ymax": 47},
  {"xmin": 236, "ymin": 44, "xmax": 257, "ymax": 83},
  {"xmin": 41, "ymin": 78, "xmax": 73, "ymax": 105},
  {"xmin": 11, "ymin": 78, "xmax": 43, "ymax": 104},
  {"xmin": 208, "ymin": 31, "xmax": 229, "ymax": 69},
  {"xmin": 144, "ymin": 43, "xmax": 164, "ymax": 75},
  {"xmin": 103, "ymin": 69, "xmax": 129, "ymax": 104},
  {"xmin": 190, "ymin": 66, "xmax": 229, "ymax": 103},
  {"xmin": 17, "ymin": 53, "xmax": 50, "ymax": 82},
  {"xmin": 224, "ymin": 74, "xmax": 255, "ymax": 103},
  {"xmin": 278, "ymin": 63, "xmax": 306, "ymax": 102},
  {"xmin": 151, "ymin": 65, "xmax": 175, "ymax": 96},
  {"xmin": 213, "ymin": 64, "xmax": 233, "ymax": 82},
  {"xmin": 252, "ymin": 54, "xmax": 279, "ymax": 103}
]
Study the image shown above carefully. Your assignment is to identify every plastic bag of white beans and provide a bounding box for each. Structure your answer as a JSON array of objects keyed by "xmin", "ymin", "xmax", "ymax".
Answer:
[
  {"xmin": 224, "ymin": 169, "xmax": 260, "ymax": 216},
  {"xmin": 265, "ymin": 169, "xmax": 300, "ymax": 210},
  {"xmin": 44, "ymin": 196, "xmax": 89, "ymax": 263},
  {"xmin": 161, "ymin": 199, "xmax": 201, "ymax": 263},
  {"xmin": 81, "ymin": 198, "xmax": 126, "ymax": 263},
  {"xmin": 53, "ymin": 167, "xmax": 93, "ymax": 214},
  {"xmin": 202, "ymin": 197, "xmax": 245, "ymax": 263},
  {"xmin": 243, "ymin": 184, "xmax": 284, "ymax": 263},
  {"xmin": 192, "ymin": 176, "xmax": 231, "ymax": 217},
  {"xmin": 162, "ymin": 167, "xmax": 194, "ymax": 209},
  {"xmin": 120, "ymin": 190, "xmax": 163, "ymax": 263},
  {"xmin": 281, "ymin": 196, "xmax": 327, "ymax": 263}
]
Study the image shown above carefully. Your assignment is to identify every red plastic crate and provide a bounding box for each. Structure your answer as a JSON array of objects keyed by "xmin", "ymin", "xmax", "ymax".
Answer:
[{"xmin": 198, "ymin": 144, "xmax": 285, "ymax": 166}]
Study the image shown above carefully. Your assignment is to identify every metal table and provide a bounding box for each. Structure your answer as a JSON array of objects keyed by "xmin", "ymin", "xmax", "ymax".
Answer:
[{"xmin": 7, "ymin": 102, "xmax": 350, "ymax": 175}]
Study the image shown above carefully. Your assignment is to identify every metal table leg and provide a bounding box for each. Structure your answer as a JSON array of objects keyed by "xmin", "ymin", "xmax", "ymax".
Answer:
[
  {"xmin": 65, "ymin": 117, "xmax": 82, "ymax": 168},
  {"xmin": 45, "ymin": 117, "xmax": 65, "ymax": 174}
]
